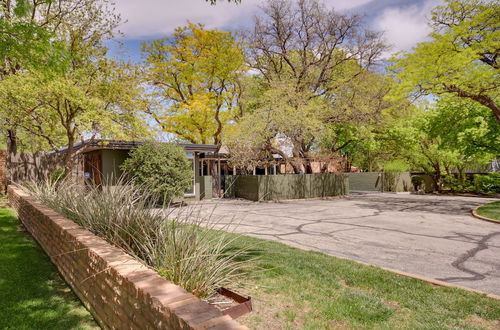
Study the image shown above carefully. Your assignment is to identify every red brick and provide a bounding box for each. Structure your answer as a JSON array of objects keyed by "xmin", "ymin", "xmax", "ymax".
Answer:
[{"xmin": 7, "ymin": 186, "xmax": 248, "ymax": 330}]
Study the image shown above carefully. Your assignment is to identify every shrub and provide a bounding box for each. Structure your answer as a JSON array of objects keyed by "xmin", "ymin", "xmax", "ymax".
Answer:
[
  {"xmin": 383, "ymin": 160, "xmax": 409, "ymax": 192},
  {"xmin": 120, "ymin": 142, "xmax": 193, "ymax": 202},
  {"xmin": 474, "ymin": 173, "xmax": 500, "ymax": 195},
  {"xmin": 411, "ymin": 175, "xmax": 424, "ymax": 191},
  {"xmin": 24, "ymin": 179, "xmax": 253, "ymax": 298},
  {"xmin": 49, "ymin": 168, "xmax": 66, "ymax": 183},
  {"xmin": 442, "ymin": 175, "xmax": 474, "ymax": 193}
]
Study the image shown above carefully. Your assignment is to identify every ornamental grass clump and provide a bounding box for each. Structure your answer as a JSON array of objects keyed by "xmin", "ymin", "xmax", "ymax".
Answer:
[{"xmin": 23, "ymin": 178, "xmax": 252, "ymax": 298}]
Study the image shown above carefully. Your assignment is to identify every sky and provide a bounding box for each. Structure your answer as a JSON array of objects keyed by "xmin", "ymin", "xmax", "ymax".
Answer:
[{"xmin": 106, "ymin": 0, "xmax": 443, "ymax": 62}]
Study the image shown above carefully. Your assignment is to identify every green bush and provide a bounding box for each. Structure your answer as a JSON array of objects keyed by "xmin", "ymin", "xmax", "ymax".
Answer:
[
  {"xmin": 383, "ymin": 160, "xmax": 409, "ymax": 192},
  {"xmin": 411, "ymin": 175, "xmax": 424, "ymax": 191},
  {"xmin": 120, "ymin": 142, "xmax": 193, "ymax": 202},
  {"xmin": 474, "ymin": 173, "xmax": 500, "ymax": 195},
  {"xmin": 49, "ymin": 168, "xmax": 66, "ymax": 183},
  {"xmin": 442, "ymin": 175, "xmax": 474, "ymax": 193}
]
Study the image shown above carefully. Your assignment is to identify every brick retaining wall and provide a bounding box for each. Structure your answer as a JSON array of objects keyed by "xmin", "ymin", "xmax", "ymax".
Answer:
[{"xmin": 8, "ymin": 186, "xmax": 246, "ymax": 330}]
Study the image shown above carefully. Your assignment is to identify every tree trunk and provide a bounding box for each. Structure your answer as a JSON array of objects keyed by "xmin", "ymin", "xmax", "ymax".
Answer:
[
  {"xmin": 445, "ymin": 85, "xmax": 500, "ymax": 125},
  {"xmin": 63, "ymin": 135, "xmax": 75, "ymax": 177},
  {"xmin": 6, "ymin": 129, "xmax": 17, "ymax": 155},
  {"xmin": 5, "ymin": 129, "xmax": 17, "ymax": 187},
  {"xmin": 304, "ymin": 159, "xmax": 313, "ymax": 174}
]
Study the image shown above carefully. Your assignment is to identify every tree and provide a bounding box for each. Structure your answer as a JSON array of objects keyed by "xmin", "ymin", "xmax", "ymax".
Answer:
[
  {"xmin": 382, "ymin": 98, "xmax": 499, "ymax": 191},
  {"xmin": 0, "ymin": 0, "xmax": 120, "ymax": 154},
  {"xmin": 121, "ymin": 142, "xmax": 193, "ymax": 202},
  {"xmin": 232, "ymin": 0, "xmax": 387, "ymax": 173},
  {"xmin": 142, "ymin": 24, "xmax": 245, "ymax": 151},
  {"xmin": 0, "ymin": 0, "xmax": 150, "ymax": 174},
  {"xmin": 392, "ymin": 0, "xmax": 500, "ymax": 124}
]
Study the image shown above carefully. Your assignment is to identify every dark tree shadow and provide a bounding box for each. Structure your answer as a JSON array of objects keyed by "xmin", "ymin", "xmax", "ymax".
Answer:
[
  {"xmin": 352, "ymin": 195, "xmax": 491, "ymax": 216},
  {"xmin": 0, "ymin": 210, "xmax": 98, "ymax": 329}
]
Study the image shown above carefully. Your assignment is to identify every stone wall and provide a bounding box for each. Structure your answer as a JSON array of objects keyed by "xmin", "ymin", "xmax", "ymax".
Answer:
[{"xmin": 8, "ymin": 186, "xmax": 245, "ymax": 330}]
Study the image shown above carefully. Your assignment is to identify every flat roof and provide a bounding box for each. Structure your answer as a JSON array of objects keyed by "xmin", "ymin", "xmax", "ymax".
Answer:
[{"xmin": 52, "ymin": 140, "xmax": 218, "ymax": 154}]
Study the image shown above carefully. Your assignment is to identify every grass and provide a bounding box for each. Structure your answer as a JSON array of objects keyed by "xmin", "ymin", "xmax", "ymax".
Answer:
[
  {"xmin": 230, "ymin": 235, "xmax": 500, "ymax": 329},
  {"xmin": 0, "ymin": 205, "xmax": 97, "ymax": 329},
  {"xmin": 476, "ymin": 201, "xmax": 500, "ymax": 222}
]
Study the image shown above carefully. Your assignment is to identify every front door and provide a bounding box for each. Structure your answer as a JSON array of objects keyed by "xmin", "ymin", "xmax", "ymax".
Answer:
[{"xmin": 84, "ymin": 152, "xmax": 102, "ymax": 186}]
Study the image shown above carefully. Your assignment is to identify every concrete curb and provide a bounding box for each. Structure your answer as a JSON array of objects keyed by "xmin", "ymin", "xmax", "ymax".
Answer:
[
  {"xmin": 471, "ymin": 205, "xmax": 500, "ymax": 224},
  {"xmin": 331, "ymin": 254, "xmax": 500, "ymax": 301}
]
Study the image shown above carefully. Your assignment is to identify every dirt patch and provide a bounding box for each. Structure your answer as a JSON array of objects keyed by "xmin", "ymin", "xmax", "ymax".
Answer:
[
  {"xmin": 462, "ymin": 315, "xmax": 500, "ymax": 330},
  {"xmin": 384, "ymin": 300, "xmax": 400, "ymax": 310}
]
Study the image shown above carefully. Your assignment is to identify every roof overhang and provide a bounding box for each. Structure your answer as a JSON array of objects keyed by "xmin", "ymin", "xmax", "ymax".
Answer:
[{"xmin": 52, "ymin": 140, "xmax": 218, "ymax": 154}]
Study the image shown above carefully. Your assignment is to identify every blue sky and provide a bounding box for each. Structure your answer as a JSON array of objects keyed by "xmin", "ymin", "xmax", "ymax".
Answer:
[{"xmin": 106, "ymin": 0, "xmax": 443, "ymax": 62}]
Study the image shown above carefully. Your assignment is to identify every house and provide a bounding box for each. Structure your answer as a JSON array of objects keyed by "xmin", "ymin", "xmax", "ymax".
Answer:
[{"xmin": 69, "ymin": 140, "xmax": 219, "ymax": 200}]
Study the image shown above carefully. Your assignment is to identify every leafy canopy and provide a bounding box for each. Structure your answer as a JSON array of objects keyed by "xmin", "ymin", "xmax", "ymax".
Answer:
[
  {"xmin": 391, "ymin": 0, "xmax": 500, "ymax": 124},
  {"xmin": 142, "ymin": 23, "xmax": 245, "ymax": 148}
]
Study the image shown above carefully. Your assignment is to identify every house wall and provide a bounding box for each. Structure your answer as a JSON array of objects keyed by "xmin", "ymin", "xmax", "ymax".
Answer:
[
  {"xmin": 100, "ymin": 149, "xmax": 129, "ymax": 183},
  {"xmin": 7, "ymin": 152, "xmax": 65, "ymax": 184}
]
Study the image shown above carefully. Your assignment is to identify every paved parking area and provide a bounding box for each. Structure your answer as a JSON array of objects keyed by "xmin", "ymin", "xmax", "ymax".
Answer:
[{"xmin": 191, "ymin": 193, "xmax": 500, "ymax": 295}]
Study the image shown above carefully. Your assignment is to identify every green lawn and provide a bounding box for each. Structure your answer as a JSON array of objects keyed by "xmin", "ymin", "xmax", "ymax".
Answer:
[
  {"xmin": 231, "ymin": 235, "xmax": 500, "ymax": 329},
  {"xmin": 3, "ymin": 200, "xmax": 499, "ymax": 330},
  {"xmin": 476, "ymin": 201, "xmax": 500, "ymax": 222},
  {"xmin": 0, "ymin": 206, "xmax": 97, "ymax": 330}
]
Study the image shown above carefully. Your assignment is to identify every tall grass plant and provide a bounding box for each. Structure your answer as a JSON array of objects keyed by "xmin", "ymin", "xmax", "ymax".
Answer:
[{"xmin": 23, "ymin": 177, "xmax": 252, "ymax": 298}]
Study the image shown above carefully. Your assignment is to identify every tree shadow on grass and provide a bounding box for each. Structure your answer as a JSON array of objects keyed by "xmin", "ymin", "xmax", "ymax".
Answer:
[{"xmin": 0, "ymin": 209, "xmax": 98, "ymax": 330}]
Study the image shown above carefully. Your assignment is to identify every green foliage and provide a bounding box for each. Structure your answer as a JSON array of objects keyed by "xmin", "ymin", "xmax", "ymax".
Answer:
[
  {"xmin": 411, "ymin": 175, "xmax": 424, "ymax": 190},
  {"xmin": 49, "ymin": 168, "xmax": 66, "ymax": 184},
  {"xmin": 25, "ymin": 179, "xmax": 253, "ymax": 298},
  {"xmin": 0, "ymin": 0, "xmax": 69, "ymax": 76},
  {"xmin": 120, "ymin": 142, "xmax": 192, "ymax": 201},
  {"xmin": 0, "ymin": 0, "xmax": 150, "ymax": 173},
  {"xmin": 443, "ymin": 175, "xmax": 474, "ymax": 193},
  {"xmin": 377, "ymin": 97, "xmax": 499, "ymax": 191},
  {"xmin": 474, "ymin": 173, "xmax": 500, "ymax": 195},
  {"xmin": 383, "ymin": 160, "xmax": 408, "ymax": 192},
  {"xmin": 383, "ymin": 160, "xmax": 409, "ymax": 173},
  {"xmin": 142, "ymin": 23, "xmax": 245, "ymax": 147},
  {"xmin": 391, "ymin": 0, "xmax": 500, "ymax": 123},
  {"xmin": 225, "ymin": 0, "xmax": 389, "ymax": 172},
  {"xmin": 476, "ymin": 201, "xmax": 500, "ymax": 221}
]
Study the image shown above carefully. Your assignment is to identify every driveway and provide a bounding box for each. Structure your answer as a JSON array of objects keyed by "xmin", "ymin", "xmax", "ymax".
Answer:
[{"xmin": 191, "ymin": 193, "xmax": 500, "ymax": 295}]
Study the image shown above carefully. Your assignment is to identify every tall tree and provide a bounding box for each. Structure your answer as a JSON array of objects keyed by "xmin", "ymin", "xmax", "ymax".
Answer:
[
  {"xmin": 231, "ymin": 0, "xmax": 387, "ymax": 173},
  {"xmin": 392, "ymin": 0, "xmax": 500, "ymax": 124},
  {"xmin": 142, "ymin": 23, "xmax": 245, "ymax": 150},
  {"xmin": 0, "ymin": 0, "xmax": 150, "ymax": 174},
  {"xmin": 381, "ymin": 98, "xmax": 499, "ymax": 190},
  {"xmin": 0, "ymin": 0, "xmax": 121, "ymax": 153}
]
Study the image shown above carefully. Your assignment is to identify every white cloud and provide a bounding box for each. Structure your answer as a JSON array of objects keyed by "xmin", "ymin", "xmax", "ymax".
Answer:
[
  {"xmin": 374, "ymin": 0, "xmax": 443, "ymax": 56},
  {"xmin": 114, "ymin": 0, "xmax": 375, "ymax": 39}
]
